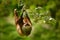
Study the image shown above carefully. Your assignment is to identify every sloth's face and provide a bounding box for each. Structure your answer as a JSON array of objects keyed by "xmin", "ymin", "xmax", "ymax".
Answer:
[{"xmin": 22, "ymin": 25, "xmax": 32, "ymax": 35}]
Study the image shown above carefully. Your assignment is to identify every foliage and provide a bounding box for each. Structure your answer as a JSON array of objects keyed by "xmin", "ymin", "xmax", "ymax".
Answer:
[{"xmin": 0, "ymin": 0, "xmax": 60, "ymax": 40}]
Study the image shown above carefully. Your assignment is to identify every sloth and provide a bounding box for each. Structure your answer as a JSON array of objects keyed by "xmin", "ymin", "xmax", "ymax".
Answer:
[{"xmin": 14, "ymin": 9, "xmax": 32, "ymax": 36}]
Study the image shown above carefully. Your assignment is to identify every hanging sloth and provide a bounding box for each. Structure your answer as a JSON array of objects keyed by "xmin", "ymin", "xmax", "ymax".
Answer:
[{"xmin": 14, "ymin": 9, "xmax": 32, "ymax": 36}]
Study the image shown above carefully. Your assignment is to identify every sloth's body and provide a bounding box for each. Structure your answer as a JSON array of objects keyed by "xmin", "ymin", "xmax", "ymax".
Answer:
[{"xmin": 14, "ymin": 9, "xmax": 32, "ymax": 36}]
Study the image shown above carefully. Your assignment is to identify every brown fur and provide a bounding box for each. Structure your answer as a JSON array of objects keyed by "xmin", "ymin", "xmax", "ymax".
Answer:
[{"xmin": 14, "ymin": 9, "xmax": 32, "ymax": 36}]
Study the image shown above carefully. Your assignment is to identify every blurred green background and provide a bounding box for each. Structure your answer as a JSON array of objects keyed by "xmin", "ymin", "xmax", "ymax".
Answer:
[{"xmin": 0, "ymin": 0, "xmax": 60, "ymax": 40}]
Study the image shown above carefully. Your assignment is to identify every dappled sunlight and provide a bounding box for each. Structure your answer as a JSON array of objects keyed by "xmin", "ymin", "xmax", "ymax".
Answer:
[{"xmin": 0, "ymin": 0, "xmax": 60, "ymax": 40}]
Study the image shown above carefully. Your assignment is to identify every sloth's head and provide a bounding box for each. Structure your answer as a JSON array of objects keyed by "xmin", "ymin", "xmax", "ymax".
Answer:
[{"xmin": 22, "ymin": 24, "xmax": 32, "ymax": 36}]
